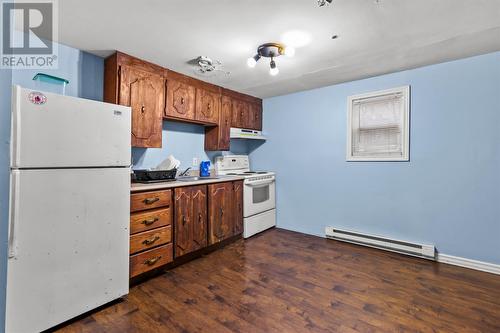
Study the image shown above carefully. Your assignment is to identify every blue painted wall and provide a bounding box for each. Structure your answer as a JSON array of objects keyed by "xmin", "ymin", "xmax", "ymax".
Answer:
[
  {"xmin": 132, "ymin": 122, "xmax": 250, "ymax": 171},
  {"xmin": 251, "ymin": 51, "xmax": 500, "ymax": 264},
  {"xmin": 10, "ymin": 43, "xmax": 103, "ymax": 101}
]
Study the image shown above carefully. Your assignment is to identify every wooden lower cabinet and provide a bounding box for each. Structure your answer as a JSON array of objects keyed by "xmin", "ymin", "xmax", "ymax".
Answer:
[
  {"xmin": 130, "ymin": 180, "xmax": 243, "ymax": 278},
  {"xmin": 208, "ymin": 182, "xmax": 234, "ymax": 245},
  {"xmin": 130, "ymin": 244, "xmax": 173, "ymax": 278},
  {"xmin": 233, "ymin": 181, "xmax": 244, "ymax": 235},
  {"xmin": 174, "ymin": 185, "xmax": 208, "ymax": 257},
  {"xmin": 129, "ymin": 226, "xmax": 172, "ymax": 255},
  {"xmin": 129, "ymin": 189, "xmax": 173, "ymax": 278}
]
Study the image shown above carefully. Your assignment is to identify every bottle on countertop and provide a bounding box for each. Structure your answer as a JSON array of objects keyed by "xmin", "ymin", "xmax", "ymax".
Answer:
[{"xmin": 199, "ymin": 161, "xmax": 210, "ymax": 177}]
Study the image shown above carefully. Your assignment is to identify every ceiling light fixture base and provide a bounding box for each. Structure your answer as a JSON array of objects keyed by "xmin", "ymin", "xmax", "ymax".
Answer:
[{"xmin": 257, "ymin": 43, "xmax": 285, "ymax": 58}]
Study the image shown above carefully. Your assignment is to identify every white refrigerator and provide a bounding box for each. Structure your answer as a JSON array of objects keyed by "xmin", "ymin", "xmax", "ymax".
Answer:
[{"xmin": 6, "ymin": 85, "xmax": 132, "ymax": 333}]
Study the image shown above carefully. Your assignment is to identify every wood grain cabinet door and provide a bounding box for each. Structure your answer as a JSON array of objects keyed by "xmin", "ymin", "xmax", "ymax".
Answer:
[
  {"xmin": 191, "ymin": 186, "xmax": 208, "ymax": 251},
  {"xmin": 174, "ymin": 187, "xmax": 192, "ymax": 257},
  {"xmin": 165, "ymin": 79, "xmax": 196, "ymax": 120},
  {"xmin": 195, "ymin": 88, "xmax": 220, "ymax": 124},
  {"xmin": 231, "ymin": 99, "xmax": 248, "ymax": 128},
  {"xmin": 119, "ymin": 65, "xmax": 164, "ymax": 148},
  {"xmin": 219, "ymin": 95, "xmax": 232, "ymax": 149},
  {"xmin": 233, "ymin": 181, "xmax": 244, "ymax": 235},
  {"xmin": 208, "ymin": 182, "xmax": 234, "ymax": 245},
  {"xmin": 249, "ymin": 103, "xmax": 262, "ymax": 130}
]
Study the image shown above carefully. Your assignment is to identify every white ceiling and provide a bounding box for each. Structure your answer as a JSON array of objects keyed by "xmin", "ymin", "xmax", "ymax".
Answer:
[{"xmin": 58, "ymin": 0, "xmax": 500, "ymax": 98}]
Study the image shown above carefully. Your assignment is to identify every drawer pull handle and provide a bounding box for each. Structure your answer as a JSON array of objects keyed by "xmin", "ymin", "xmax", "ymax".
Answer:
[
  {"xmin": 143, "ymin": 197, "xmax": 160, "ymax": 204},
  {"xmin": 144, "ymin": 255, "xmax": 162, "ymax": 266},
  {"xmin": 181, "ymin": 97, "xmax": 185, "ymax": 104},
  {"xmin": 142, "ymin": 235, "xmax": 160, "ymax": 245},
  {"xmin": 182, "ymin": 216, "xmax": 187, "ymax": 226},
  {"xmin": 142, "ymin": 217, "xmax": 159, "ymax": 226}
]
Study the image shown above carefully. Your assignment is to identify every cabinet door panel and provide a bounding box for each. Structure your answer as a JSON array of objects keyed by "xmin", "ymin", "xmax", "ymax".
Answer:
[
  {"xmin": 119, "ymin": 66, "xmax": 163, "ymax": 148},
  {"xmin": 166, "ymin": 79, "xmax": 196, "ymax": 120},
  {"xmin": 191, "ymin": 186, "xmax": 207, "ymax": 250},
  {"xmin": 231, "ymin": 99, "xmax": 246, "ymax": 128},
  {"xmin": 219, "ymin": 96, "xmax": 232, "ymax": 149},
  {"xmin": 195, "ymin": 89, "xmax": 220, "ymax": 124},
  {"xmin": 249, "ymin": 103, "xmax": 262, "ymax": 130},
  {"xmin": 233, "ymin": 181, "xmax": 244, "ymax": 235},
  {"xmin": 208, "ymin": 182, "xmax": 233, "ymax": 245},
  {"xmin": 174, "ymin": 187, "xmax": 191, "ymax": 257}
]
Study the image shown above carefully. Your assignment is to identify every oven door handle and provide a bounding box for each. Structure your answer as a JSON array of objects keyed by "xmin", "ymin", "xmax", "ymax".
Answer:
[{"xmin": 245, "ymin": 180, "xmax": 275, "ymax": 187}]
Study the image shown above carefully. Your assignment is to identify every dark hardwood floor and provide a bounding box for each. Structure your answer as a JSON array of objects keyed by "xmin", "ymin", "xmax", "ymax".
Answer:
[{"xmin": 54, "ymin": 228, "xmax": 500, "ymax": 333}]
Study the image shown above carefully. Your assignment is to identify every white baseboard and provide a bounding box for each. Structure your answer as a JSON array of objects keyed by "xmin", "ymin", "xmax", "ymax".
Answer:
[{"xmin": 437, "ymin": 254, "xmax": 500, "ymax": 275}]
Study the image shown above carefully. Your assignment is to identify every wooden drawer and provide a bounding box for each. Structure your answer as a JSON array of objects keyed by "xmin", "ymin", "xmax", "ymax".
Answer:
[
  {"xmin": 130, "ymin": 208, "xmax": 171, "ymax": 234},
  {"xmin": 130, "ymin": 226, "xmax": 172, "ymax": 255},
  {"xmin": 130, "ymin": 244, "xmax": 173, "ymax": 278},
  {"xmin": 131, "ymin": 189, "xmax": 172, "ymax": 212}
]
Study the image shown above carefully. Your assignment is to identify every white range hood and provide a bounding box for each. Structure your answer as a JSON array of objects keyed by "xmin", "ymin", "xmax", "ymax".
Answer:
[{"xmin": 230, "ymin": 127, "xmax": 266, "ymax": 140}]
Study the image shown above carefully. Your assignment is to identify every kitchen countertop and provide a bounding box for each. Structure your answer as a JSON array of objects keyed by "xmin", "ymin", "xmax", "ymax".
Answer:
[{"xmin": 130, "ymin": 175, "xmax": 246, "ymax": 192}]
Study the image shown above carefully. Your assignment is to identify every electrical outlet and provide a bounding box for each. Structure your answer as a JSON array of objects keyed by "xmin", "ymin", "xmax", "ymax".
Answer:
[{"xmin": 192, "ymin": 157, "xmax": 199, "ymax": 167}]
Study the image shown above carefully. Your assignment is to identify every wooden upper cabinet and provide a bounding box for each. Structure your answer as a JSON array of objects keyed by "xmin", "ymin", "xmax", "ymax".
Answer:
[
  {"xmin": 208, "ymin": 182, "xmax": 234, "ymax": 245},
  {"xmin": 205, "ymin": 94, "xmax": 231, "ymax": 151},
  {"xmin": 233, "ymin": 181, "xmax": 244, "ymax": 235},
  {"xmin": 219, "ymin": 95, "xmax": 232, "ymax": 148},
  {"xmin": 195, "ymin": 88, "xmax": 220, "ymax": 124},
  {"xmin": 119, "ymin": 65, "xmax": 164, "ymax": 148},
  {"xmin": 248, "ymin": 102, "xmax": 263, "ymax": 130},
  {"xmin": 104, "ymin": 52, "xmax": 166, "ymax": 148},
  {"xmin": 231, "ymin": 99, "xmax": 249, "ymax": 128},
  {"xmin": 165, "ymin": 79, "xmax": 196, "ymax": 121},
  {"xmin": 105, "ymin": 52, "xmax": 263, "ymax": 149}
]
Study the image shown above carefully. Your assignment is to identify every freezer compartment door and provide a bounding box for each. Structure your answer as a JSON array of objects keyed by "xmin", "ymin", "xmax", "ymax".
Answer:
[
  {"xmin": 11, "ymin": 85, "xmax": 131, "ymax": 168},
  {"xmin": 6, "ymin": 168, "xmax": 130, "ymax": 333}
]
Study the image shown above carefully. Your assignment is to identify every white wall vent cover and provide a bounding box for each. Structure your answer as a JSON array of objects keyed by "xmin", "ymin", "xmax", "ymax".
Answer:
[{"xmin": 325, "ymin": 227, "xmax": 435, "ymax": 260}]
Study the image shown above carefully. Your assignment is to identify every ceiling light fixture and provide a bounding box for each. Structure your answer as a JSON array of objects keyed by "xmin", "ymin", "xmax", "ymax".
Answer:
[
  {"xmin": 247, "ymin": 42, "xmax": 293, "ymax": 76},
  {"xmin": 318, "ymin": 0, "xmax": 333, "ymax": 7}
]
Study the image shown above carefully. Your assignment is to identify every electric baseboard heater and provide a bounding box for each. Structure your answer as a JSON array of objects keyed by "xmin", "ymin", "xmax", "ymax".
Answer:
[{"xmin": 325, "ymin": 227, "xmax": 435, "ymax": 260}]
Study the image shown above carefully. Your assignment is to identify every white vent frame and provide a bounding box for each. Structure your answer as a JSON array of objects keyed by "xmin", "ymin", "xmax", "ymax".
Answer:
[{"xmin": 346, "ymin": 86, "xmax": 410, "ymax": 161}]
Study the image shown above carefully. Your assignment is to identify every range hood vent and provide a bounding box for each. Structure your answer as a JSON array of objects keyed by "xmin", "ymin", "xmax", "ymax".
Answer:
[{"xmin": 230, "ymin": 128, "xmax": 266, "ymax": 140}]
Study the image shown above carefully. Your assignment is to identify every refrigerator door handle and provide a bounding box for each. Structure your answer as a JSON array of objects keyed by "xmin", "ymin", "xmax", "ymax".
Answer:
[{"xmin": 8, "ymin": 170, "xmax": 20, "ymax": 258}]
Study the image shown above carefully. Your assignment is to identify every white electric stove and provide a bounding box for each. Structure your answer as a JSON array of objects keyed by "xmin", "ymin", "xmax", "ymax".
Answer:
[{"xmin": 215, "ymin": 155, "xmax": 276, "ymax": 238}]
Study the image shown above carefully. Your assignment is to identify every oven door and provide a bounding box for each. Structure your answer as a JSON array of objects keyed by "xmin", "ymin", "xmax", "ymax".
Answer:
[{"xmin": 243, "ymin": 178, "xmax": 276, "ymax": 218}]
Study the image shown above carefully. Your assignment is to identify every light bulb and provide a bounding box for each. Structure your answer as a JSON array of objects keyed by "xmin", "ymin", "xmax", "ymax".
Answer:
[
  {"xmin": 283, "ymin": 46, "xmax": 295, "ymax": 57},
  {"xmin": 247, "ymin": 57, "xmax": 257, "ymax": 68},
  {"xmin": 269, "ymin": 59, "xmax": 279, "ymax": 76},
  {"xmin": 269, "ymin": 66, "xmax": 279, "ymax": 76}
]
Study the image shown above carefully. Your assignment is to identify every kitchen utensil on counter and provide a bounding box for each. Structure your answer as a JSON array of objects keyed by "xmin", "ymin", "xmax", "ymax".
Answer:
[
  {"xmin": 155, "ymin": 155, "xmax": 180, "ymax": 171},
  {"xmin": 133, "ymin": 168, "xmax": 178, "ymax": 183}
]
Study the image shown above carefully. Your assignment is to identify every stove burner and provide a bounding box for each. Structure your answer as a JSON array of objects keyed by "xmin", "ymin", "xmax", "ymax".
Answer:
[
  {"xmin": 226, "ymin": 173, "xmax": 238, "ymax": 175},
  {"xmin": 256, "ymin": 171, "xmax": 268, "ymax": 174},
  {"xmin": 243, "ymin": 171, "xmax": 257, "ymax": 174}
]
